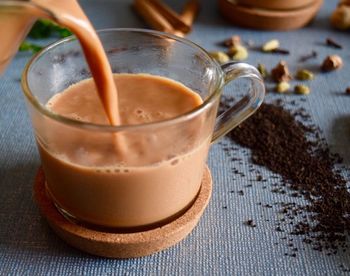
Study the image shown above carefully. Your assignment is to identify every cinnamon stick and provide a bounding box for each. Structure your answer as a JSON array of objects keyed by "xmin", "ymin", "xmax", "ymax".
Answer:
[
  {"xmin": 133, "ymin": 0, "xmax": 199, "ymax": 37},
  {"xmin": 172, "ymin": 30, "xmax": 185, "ymax": 38},
  {"xmin": 133, "ymin": 0, "xmax": 174, "ymax": 33},
  {"xmin": 148, "ymin": 0, "xmax": 191, "ymax": 33},
  {"xmin": 181, "ymin": 0, "xmax": 200, "ymax": 26}
]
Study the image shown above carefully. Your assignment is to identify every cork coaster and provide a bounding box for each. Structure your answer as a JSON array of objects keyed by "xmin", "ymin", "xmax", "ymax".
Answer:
[
  {"xmin": 218, "ymin": 0, "xmax": 323, "ymax": 30},
  {"xmin": 33, "ymin": 166, "xmax": 212, "ymax": 258}
]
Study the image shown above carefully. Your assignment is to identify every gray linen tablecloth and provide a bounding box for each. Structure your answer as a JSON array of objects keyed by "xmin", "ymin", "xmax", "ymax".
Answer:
[{"xmin": 1, "ymin": 0, "xmax": 349, "ymax": 275}]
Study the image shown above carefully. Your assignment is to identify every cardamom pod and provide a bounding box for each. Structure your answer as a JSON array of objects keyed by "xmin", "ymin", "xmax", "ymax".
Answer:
[
  {"xmin": 257, "ymin": 63, "xmax": 268, "ymax": 78},
  {"xmin": 295, "ymin": 85, "xmax": 310, "ymax": 95},
  {"xmin": 262, "ymin": 39, "xmax": 280, "ymax": 52},
  {"xmin": 296, "ymin": 69, "xmax": 314, "ymax": 80},
  {"xmin": 209, "ymin": 51, "xmax": 230, "ymax": 64},
  {"xmin": 276, "ymin": 81, "xmax": 290, "ymax": 93},
  {"xmin": 229, "ymin": 45, "xmax": 248, "ymax": 61}
]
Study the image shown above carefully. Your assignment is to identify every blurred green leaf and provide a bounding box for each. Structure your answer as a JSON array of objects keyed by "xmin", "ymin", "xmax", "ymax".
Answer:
[
  {"xmin": 28, "ymin": 19, "xmax": 72, "ymax": 39},
  {"xmin": 20, "ymin": 19, "xmax": 72, "ymax": 55},
  {"xmin": 55, "ymin": 28, "xmax": 72, "ymax": 38},
  {"xmin": 19, "ymin": 41, "xmax": 43, "ymax": 53}
]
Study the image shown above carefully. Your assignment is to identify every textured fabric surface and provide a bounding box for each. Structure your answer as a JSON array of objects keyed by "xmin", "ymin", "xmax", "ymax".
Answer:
[{"xmin": 0, "ymin": 0, "xmax": 349, "ymax": 275}]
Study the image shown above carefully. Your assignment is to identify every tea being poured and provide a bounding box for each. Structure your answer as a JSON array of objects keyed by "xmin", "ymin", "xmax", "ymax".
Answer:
[{"xmin": 0, "ymin": 0, "xmax": 120, "ymax": 126}]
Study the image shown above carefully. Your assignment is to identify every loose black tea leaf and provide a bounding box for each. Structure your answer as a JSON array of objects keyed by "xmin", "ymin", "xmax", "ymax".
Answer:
[
  {"xmin": 222, "ymin": 98, "xmax": 350, "ymax": 254},
  {"xmin": 244, "ymin": 219, "xmax": 256, "ymax": 227}
]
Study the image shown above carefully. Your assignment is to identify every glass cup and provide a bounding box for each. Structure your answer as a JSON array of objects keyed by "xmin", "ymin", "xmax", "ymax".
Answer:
[{"xmin": 22, "ymin": 29, "xmax": 264, "ymax": 231}]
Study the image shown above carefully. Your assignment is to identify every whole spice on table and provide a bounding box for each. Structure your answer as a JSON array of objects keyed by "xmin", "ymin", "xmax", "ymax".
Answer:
[
  {"xmin": 331, "ymin": 5, "xmax": 350, "ymax": 30},
  {"xmin": 257, "ymin": 63, "xmax": 268, "ymax": 78},
  {"xmin": 209, "ymin": 51, "xmax": 230, "ymax": 64},
  {"xmin": 346, "ymin": 87, "xmax": 350, "ymax": 94},
  {"xmin": 222, "ymin": 35, "xmax": 241, "ymax": 47},
  {"xmin": 321, "ymin": 55, "xmax": 343, "ymax": 72},
  {"xmin": 133, "ymin": 0, "xmax": 199, "ymax": 36},
  {"xmin": 299, "ymin": 51, "xmax": 318, "ymax": 62},
  {"xmin": 275, "ymin": 81, "xmax": 290, "ymax": 93},
  {"xmin": 294, "ymin": 85, "xmax": 311, "ymax": 95},
  {"xmin": 221, "ymin": 98, "xmax": 350, "ymax": 254},
  {"xmin": 296, "ymin": 69, "xmax": 314, "ymax": 81},
  {"xmin": 271, "ymin": 61, "xmax": 292, "ymax": 82},
  {"xmin": 228, "ymin": 45, "xmax": 248, "ymax": 61},
  {"xmin": 180, "ymin": 0, "xmax": 200, "ymax": 26},
  {"xmin": 339, "ymin": 0, "xmax": 350, "ymax": 6},
  {"xmin": 148, "ymin": 0, "xmax": 191, "ymax": 33},
  {"xmin": 133, "ymin": 0, "xmax": 175, "ymax": 33},
  {"xmin": 326, "ymin": 38, "xmax": 343, "ymax": 49},
  {"xmin": 271, "ymin": 48, "xmax": 290, "ymax": 55},
  {"xmin": 262, "ymin": 39, "xmax": 280, "ymax": 52}
]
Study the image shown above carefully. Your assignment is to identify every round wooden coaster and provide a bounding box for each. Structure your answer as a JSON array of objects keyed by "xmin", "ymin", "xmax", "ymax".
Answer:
[
  {"xmin": 33, "ymin": 166, "xmax": 212, "ymax": 258},
  {"xmin": 218, "ymin": 0, "xmax": 323, "ymax": 30}
]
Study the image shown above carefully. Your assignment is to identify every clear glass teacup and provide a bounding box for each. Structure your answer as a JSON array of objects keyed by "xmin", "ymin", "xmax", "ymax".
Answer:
[{"xmin": 22, "ymin": 29, "xmax": 264, "ymax": 231}]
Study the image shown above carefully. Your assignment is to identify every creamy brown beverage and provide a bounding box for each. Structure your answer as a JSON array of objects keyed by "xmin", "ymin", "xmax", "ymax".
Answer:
[{"xmin": 40, "ymin": 73, "xmax": 209, "ymax": 229}]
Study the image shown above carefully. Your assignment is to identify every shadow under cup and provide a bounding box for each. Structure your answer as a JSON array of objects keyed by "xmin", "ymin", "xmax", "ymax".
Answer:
[{"xmin": 22, "ymin": 29, "xmax": 264, "ymax": 231}]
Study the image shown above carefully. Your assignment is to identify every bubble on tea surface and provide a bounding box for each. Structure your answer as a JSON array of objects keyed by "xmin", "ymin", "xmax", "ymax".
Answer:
[
  {"xmin": 171, "ymin": 159, "xmax": 179, "ymax": 166},
  {"xmin": 137, "ymin": 112, "xmax": 151, "ymax": 122},
  {"xmin": 123, "ymin": 169, "xmax": 130, "ymax": 173},
  {"xmin": 105, "ymin": 169, "xmax": 111, "ymax": 173},
  {"xmin": 146, "ymin": 134, "xmax": 158, "ymax": 144},
  {"xmin": 114, "ymin": 168, "xmax": 120, "ymax": 173},
  {"xmin": 136, "ymin": 149, "xmax": 145, "ymax": 157},
  {"xmin": 135, "ymin": 108, "xmax": 144, "ymax": 115},
  {"xmin": 71, "ymin": 113, "xmax": 82, "ymax": 121},
  {"xmin": 167, "ymin": 154, "xmax": 175, "ymax": 159},
  {"xmin": 153, "ymin": 111, "xmax": 164, "ymax": 119}
]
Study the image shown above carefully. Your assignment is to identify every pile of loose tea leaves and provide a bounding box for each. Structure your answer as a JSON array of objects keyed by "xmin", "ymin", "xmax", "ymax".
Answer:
[{"xmin": 222, "ymin": 98, "xmax": 350, "ymax": 254}]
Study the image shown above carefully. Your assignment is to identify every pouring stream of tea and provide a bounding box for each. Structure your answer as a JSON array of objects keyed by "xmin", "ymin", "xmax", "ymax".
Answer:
[{"xmin": 31, "ymin": 0, "xmax": 121, "ymax": 126}]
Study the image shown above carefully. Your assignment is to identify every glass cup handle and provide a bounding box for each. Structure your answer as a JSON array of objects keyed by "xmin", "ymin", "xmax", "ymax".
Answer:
[{"xmin": 211, "ymin": 62, "xmax": 265, "ymax": 143}]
